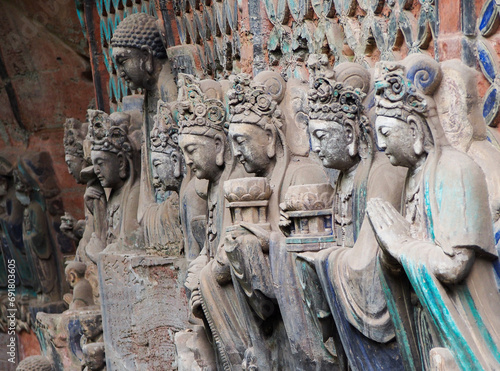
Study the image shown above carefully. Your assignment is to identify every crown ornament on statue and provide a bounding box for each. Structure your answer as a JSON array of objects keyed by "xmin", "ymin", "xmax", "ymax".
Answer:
[
  {"xmin": 227, "ymin": 73, "xmax": 283, "ymax": 128},
  {"xmin": 176, "ymin": 75, "xmax": 227, "ymax": 136},
  {"xmin": 63, "ymin": 118, "xmax": 86, "ymax": 157},
  {"xmin": 88, "ymin": 110, "xmax": 133, "ymax": 154},
  {"xmin": 374, "ymin": 62, "xmax": 427, "ymax": 119},
  {"xmin": 308, "ymin": 75, "xmax": 366, "ymax": 122},
  {"xmin": 151, "ymin": 100, "xmax": 179, "ymax": 152}
]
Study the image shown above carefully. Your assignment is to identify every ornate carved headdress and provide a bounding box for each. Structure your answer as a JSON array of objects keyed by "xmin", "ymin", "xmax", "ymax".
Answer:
[
  {"xmin": 64, "ymin": 118, "xmax": 87, "ymax": 157},
  {"xmin": 227, "ymin": 72, "xmax": 285, "ymax": 128},
  {"xmin": 374, "ymin": 62, "xmax": 428, "ymax": 120},
  {"xmin": 111, "ymin": 13, "xmax": 166, "ymax": 59},
  {"xmin": 308, "ymin": 75, "xmax": 366, "ymax": 123},
  {"xmin": 374, "ymin": 54, "xmax": 443, "ymax": 121},
  {"xmin": 151, "ymin": 100, "xmax": 179, "ymax": 152},
  {"xmin": 176, "ymin": 75, "xmax": 227, "ymax": 137},
  {"xmin": 88, "ymin": 110, "xmax": 134, "ymax": 155}
]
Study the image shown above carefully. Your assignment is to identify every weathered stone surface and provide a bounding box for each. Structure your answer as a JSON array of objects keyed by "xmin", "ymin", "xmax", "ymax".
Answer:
[{"xmin": 98, "ymin": 253, "xmax": 189, "ymax": 370}]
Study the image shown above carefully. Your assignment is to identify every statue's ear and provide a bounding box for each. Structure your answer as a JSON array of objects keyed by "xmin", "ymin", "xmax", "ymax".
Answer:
[
  {"xmin": 214, "ymin": 134, "xmax": 225, "ymax": 167},
  {"xmin": 141, "ymin": 45, "xmax": 154, "ymax": 74},
  {"xmin": 408, "ymin": 115, "xmax": 425, "ymax": 156},
  {"xmin": 172, "ymin": 151, "xmax": 182, "ymax": 178},
  {"xmin": 117, "ymin": 153, "xmax": 128, "ymax": 179},
  {"xmin": 264, "ymin": 124, "xmax": 277, "ymax": 159},
  {"xmin": 69, "ymin": 271, "xmax": 77, "ymax": 284},
  {"xmin": 345, "ymin": 120, "xmax": 358, "ymax": 157}
]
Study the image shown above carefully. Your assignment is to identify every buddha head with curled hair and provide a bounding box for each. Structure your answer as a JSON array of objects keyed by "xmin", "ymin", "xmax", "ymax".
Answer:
[
  {"xmin": 177, "ymin": 75, "xmax": 228, "ymax": 183},
  {"xmin": 307, "ymin": 62, "xmax": 371, "ymax": 172},
  {"xmin": 88, "ymin": 110, "xmax": 136, "ymax": 191},
  {"xmin": 150, "ymin": 100, "xmax": 185, "ymax": 194},
  {"xmin": 374, "ymin": 54, "xmax": 441, "ymax": 169},
  {"xmin": 111, "ymin": 13, "xmax": 166, "ymax": 91},
  {"xmin": 227, "ymin": 71, "xmax": 287, "ymax": 177}
]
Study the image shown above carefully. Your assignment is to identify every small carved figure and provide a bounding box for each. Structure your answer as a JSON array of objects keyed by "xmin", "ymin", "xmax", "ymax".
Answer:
[
  {"xmin": 64, "ymin": 261, "xmax": 94, "ymax": 310},
  {"xmin": 142, "ymin": 100, "xmax": 184, "ymax": 255},
  {"xmin": 61, "ymin": 118, "xmax": 88, "ymax": 243},
  {"xmin": 366, "ymin": 54, "xmax": 500, "ymax": 370},
  {"xmin": 88, "ymin": 110, "xmax": 142, "ymax": 250},
  {"xmin": 82, "ymin": 342, "xmax": 106, "ymax": 371},
  {"xmin": 79, "ymin": 309, "xmax": 103, "ymax": 345}
]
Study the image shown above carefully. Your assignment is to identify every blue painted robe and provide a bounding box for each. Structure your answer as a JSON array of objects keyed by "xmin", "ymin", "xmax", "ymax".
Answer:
[
  {"xmin": 382, "ymin": 147, "xmax": 500, "ymax": 370},
  {"xmin": 315, "ymin": 152, "xmax": 406, "ymax": 371}
]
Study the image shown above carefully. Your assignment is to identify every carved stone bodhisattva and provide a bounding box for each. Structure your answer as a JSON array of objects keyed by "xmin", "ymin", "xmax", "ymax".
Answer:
[{"xmin": 366, "ymin": 54, "xmax": 500, "ymax": 370}]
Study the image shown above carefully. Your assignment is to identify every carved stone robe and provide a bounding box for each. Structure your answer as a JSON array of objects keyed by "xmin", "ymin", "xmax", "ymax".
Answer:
[
  {"xmin": 314, "ymin": 152, "xmax": 406, "ymax": 371},
  {"xmin": 381, "ymin": 147, "xmax": 500, "ymax": 370}
]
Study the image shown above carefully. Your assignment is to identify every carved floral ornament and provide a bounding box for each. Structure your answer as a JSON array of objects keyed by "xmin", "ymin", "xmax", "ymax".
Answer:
[
  {"xmin": 308, "ymin": 76, "xmax": 366, "ymax": 122},
  {"xmin": 227, "ymin": 73, "xmax": 284, "ymax": 129},
  {"xmin": 177, "ymin": 79, "xmax": 227, "ymax": 136},
  {"xmin": 88, "ymin": 110, "xmax": 133, "ymax": 155},
  {"xmin": 374, "ymin": 62, "xmax": 433, "ymax": 121},
  {"xmin": 63, "ymin": 119, "xmax": 86, "ymax": 157},
  {"xmin": 151, "ymin": 101, "xmax": 180, "ymax": 152}
]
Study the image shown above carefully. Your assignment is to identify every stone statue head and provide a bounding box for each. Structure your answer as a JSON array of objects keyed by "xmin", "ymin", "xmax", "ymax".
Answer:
[
  {"xmin": 307, "ymin": 63, "xmax": 370, "ymax": 172},
  {"xmin": 79, "ymin": 309, "xmax": 103, "ymax": 342},
  {"xmin": 374, "ymin": 54, "xmax": 442, "ymax": 169},
  {"xmin": 82, "ymin": 342, "xmax": 106, "ymax": 370},
  {"xmin": 16, "ymin": 355, "xmax": 54, "ymax": 371},
  {"xmin": 111, "ymin": 13, "xmax": 166, "ymax": 91},
  {"xmin": 64, "ymin": 261, "xmax": 86, "ymax": 288},
  {"xmin": 227, "ymin": 71, "xmax": 287, "ymax": 177},
  {"xmin": 64, "ymin": 118, "xmax": 88, "ymax": 184},
  {"xmin": 150, "ymin": 100, "xmax": 184, "ymax": 194},
  {"xmin": 177, "ymin": 75, "xmax": 228, "ymax": 183},
  {"xmin": 88, "ymin": 110, "xmax": 139, "ymax": 191}
]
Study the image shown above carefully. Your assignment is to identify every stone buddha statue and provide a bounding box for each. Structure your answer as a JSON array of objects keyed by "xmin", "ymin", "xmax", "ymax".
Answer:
[
  {"xmin": 225, "ymin": 71, "xmax": 330, "ymax": 369},
  {"xmin": 434, "ymin": 60, "xmax": 500, "ymax": 258},
  {"xmin": 111, "ymin": 13, "xmax": 177, "ymax": 220},
  {"xmin": 366, "ymin": 54, "xmax": 500, "ymax": 370},
  {"xmin": 61, "ymin": 118, "xmax": 88, "ymax": 243},
  {"xmin": 88, "ymin": 110, "xmax": 142, "ymax": 250},
  {"xmin": 0, "ymin": 157, "xmax": 34, "ymax": 289},
  {"xmin": 177, "ymin": 75, "xmax": 251, "ymax": 370},
  {"xmin": 15, "ymin": 152, "xmax": 68, "ymax": 301},
  {"xmin": 142, "ymin": 100, "xmax": 184, "ymax": 255}
]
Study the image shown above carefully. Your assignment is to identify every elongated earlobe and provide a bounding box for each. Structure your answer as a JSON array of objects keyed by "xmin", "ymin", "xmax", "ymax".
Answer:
[
  {"xmin": 345, "ymin": 121, "xmax": 358, "ymax": 157},
  {"xmin": 264, "ymin": 124, "xmax": 277, "ymax": 159},
  {"xmin": 214, "ymin": 134, "xmax": 225, "ymax": 167},
  {"xmin": 118, "ymin": 153, "xmax": 128, "ymax": 179},
  {"xmin": 173, "ymin": 153, "xmax": 182, "ymax": 178},
  {"xmin": 408, "ymin": 116, "xmax": 425, "ymax": 156},
  {"xmin": 141, "ymin": 45, "xmax": 154, "ymax": 74}
]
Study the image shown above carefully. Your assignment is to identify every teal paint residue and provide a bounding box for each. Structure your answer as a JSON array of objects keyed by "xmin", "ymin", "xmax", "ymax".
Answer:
[
  {"xmin": 423, "ymin": 180, "xmax": 435, "ymax": 241},
  {"xmin": 378, "ymin": 261, "xmax": 417, "ymax": 371},
  {"xmin": 436, "ymin": 180, "xmax": 443, "ymax": 210},
  {"xmin": 401, "ymin": 257, "xmax": 483, "ymax": 371},
  {"xmin": 459, "ymin": 287, "xmax": 500, "ymax": 363}
]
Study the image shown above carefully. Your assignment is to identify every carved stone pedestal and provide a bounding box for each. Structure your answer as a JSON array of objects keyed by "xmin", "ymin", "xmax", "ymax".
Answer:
[{"xmin": 98, "ymin": 251, "xmax": 189, "ymax": 370}]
